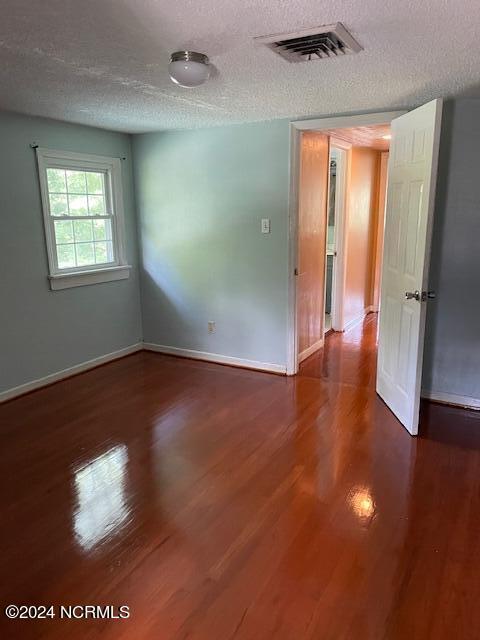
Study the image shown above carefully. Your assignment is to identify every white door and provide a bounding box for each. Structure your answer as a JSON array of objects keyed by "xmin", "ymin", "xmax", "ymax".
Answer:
[{"xmin": 377, "ymin": 99, "xmax": 443, "ymax": 435}]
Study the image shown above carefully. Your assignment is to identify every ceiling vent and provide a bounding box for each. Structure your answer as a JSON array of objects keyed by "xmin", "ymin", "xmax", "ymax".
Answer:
[{"xmin": 255, "ymin": 23, "xmax": 362, "ymax": 63}]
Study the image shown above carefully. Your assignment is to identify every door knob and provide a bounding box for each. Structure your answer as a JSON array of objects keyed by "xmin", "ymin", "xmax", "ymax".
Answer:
[{"xmin": 405, "ymin": 290, "xmax": 420, "ymax": 301}]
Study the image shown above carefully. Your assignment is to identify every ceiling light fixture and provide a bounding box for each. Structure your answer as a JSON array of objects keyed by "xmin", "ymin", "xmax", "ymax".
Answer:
[{"xmin": 168, "ymin": 51, "xmax": 210, "ymax": 88}]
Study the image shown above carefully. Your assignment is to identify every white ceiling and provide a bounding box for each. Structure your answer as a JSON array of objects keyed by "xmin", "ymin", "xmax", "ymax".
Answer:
[
  {"xmin": 325, "ymin": 124, "xmax": 391, "ymax": 151},
  {"xmin": 1, "ymin": 0, "xmax": 480, "ymax": 133}
]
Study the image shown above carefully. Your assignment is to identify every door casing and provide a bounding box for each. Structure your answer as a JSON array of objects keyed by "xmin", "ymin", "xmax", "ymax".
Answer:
[{"xmin": 328, "ymin": 140, "xmax": 349, "ymax": 333}]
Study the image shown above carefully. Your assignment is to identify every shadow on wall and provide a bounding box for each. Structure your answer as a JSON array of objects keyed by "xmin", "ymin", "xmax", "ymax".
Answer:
[
  {"xmin": 422, "ymin": 98, "xmax": 480, "ymax": 400},
  {"xmin": 141, "ymin": 270, "xmax": 188, "ymax": 346},
  {"xmin": 422, "ymin": 101, "xmax": 454, "ymax": 391},
  {"xmin": 140, "ymin": 213, "xmax": 286, "ymax": 360},
  {"xmin": 133, "ymin": 121, "xmax": 290, "ymax": 366}
]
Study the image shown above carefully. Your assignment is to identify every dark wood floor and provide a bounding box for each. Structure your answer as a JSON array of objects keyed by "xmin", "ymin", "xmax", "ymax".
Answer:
[{"xmin": 1, "ymin": 314, "xmax": 480, "ymax": 639}]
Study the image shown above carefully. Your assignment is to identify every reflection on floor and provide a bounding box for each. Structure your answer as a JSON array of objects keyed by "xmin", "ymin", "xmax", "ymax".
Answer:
[
  {"xmin": 301, "ymin": 311, "xmax": 378, "ymax": 388},
  {"xmin": 1, "ymin": 315, "xmax": 480, "ymax": 640}
]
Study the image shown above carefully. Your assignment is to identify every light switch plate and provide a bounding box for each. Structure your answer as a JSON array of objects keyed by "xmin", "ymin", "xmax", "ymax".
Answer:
[{"xmin": 261, "ymin": 218, "xmax": 271, "ymax": 234}]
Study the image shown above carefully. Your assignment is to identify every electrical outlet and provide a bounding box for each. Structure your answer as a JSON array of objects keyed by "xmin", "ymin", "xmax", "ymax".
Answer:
[
  {"xmin": 261, "ymin": 218, "xmax": 271, "ymax": 234},
  {"xmin": 208, "ymin": 321, "xmax": 216, "ymax": 334}
]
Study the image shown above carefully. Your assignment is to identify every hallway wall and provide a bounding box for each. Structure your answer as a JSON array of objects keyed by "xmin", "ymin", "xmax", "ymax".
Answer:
[
  {"xmin": 343, "ymin": 147, "xmax": 379, "ymax": 329},
  {"xmin": 372, "ymin": 151, "xmax": 389, "ymax": 311},
  {"xmin": 297, "ymin": 131, "xmax": 329, "ymax": 359}
]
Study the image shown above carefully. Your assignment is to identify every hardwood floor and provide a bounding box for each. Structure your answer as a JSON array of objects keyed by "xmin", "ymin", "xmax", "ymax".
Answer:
[{"xmin": 1, "ymin": 315, "xmax": 479, "ymax": 639}]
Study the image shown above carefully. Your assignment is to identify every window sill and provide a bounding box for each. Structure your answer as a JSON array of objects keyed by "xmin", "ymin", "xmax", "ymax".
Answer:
[{"xmin": 49, "ymin": 265, "xmax": 132, "ymax": 290}]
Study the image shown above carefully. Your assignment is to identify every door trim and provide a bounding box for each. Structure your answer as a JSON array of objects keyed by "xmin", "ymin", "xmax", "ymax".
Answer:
[
  {"xmin": 328, "ymin": 142, "xmax": 349, "ymax": 332},
  {"xmin": 287, "ymin": 111, "xmax": 408, "ymax": 375}
]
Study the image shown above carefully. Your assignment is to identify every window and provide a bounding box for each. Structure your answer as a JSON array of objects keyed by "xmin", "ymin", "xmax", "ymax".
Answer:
[{"xmin": 36, "ymin": 148, "xmax": 130, "ymax": 290}]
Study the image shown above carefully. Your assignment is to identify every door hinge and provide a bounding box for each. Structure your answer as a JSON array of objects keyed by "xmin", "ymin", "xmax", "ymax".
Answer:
[
  {"xmin": 294, "ymin": 268, "xmax": 298, "ymax": 276},
  {"xmin": 406, "ymin": 290, "xmax": 436, "ymax": 302}
]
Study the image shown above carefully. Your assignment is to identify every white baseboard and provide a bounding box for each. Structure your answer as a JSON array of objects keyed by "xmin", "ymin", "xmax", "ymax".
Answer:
[
  {"xmin": 343, "ymin": 306, "xmax": 375, "ymax": 333},
  {"xmin": 0, "ymin": 343, "xmax": 143, "ymax": 403},
  {"xmin": 298, "ymin": 339, "xmax": 323, "ymax": 363},
  {"xmin": 143, "ymin": 342, "xmax": 287, "ymax": 375},
  {"xmin": 0, "ymin": 341, "xmax": 286, "ymax": 402},
  {"xmin": 5, "ymin": 341, "xmax": 478, "ymax": 412},
  {"xmin": 421, "ymin": 389, "xmax": 480, "ymax": 411}
]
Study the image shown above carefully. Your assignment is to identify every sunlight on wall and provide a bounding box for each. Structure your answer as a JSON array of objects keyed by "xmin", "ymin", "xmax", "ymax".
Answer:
[
  {"xmin": 132, "ymin": 121, "xmax": 290, "ymax": 366},
  {"xmin": 73, "ymin": 444, "xmax": 130, "ymax": 552}
]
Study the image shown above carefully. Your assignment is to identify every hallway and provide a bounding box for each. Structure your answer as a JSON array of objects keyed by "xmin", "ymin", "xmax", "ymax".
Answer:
[
  {"xmin": 299, "ymin": 311, "xmax": 378, "ymax": 388},
  {"xmin": 1, "ymin": 317, "xmax": 480, "ymax": 639}
]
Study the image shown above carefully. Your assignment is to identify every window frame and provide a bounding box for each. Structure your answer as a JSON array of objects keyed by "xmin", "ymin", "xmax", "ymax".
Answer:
[{"xmin": 36, "ymin": 148, "xmax": 130, "ymax": 290}]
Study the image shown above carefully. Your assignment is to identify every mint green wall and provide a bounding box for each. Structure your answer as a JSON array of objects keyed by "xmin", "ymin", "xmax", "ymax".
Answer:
[
  {"xmin": 5, "ymin": 104, "xmax": 476, "ymax": 405},
  {"xmin": 132, "ymin": 121, "xmax": 290, "ymax": 366},
  {"xmin": 0, "ymin": 111, "xmax": 142, "ymax": 393}
]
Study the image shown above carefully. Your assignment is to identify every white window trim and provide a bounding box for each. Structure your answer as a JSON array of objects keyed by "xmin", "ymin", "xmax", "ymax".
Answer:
[{"xmin": 36, "ymin": 147, "xmax": 131, "ymax": 290}]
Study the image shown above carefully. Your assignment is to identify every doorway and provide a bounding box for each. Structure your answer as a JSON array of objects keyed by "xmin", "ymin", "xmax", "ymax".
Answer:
[
  {"xmin": 295, "ymin": 122, "xmax": 391, "ymax": 366},
  {"xmin": 288, "ymin": 102, "xmax": 444, "ymax": 436},
  {"xmin": 324, "ymin": 143, "xmax": 348, "ymax": 335},
  {"xmin": 324, "ymin": 149, "xmax": 337, "ymax": 335},
  {"xmin": 288, "ymin": 111, "xmax": 404, "ymax": 375}
]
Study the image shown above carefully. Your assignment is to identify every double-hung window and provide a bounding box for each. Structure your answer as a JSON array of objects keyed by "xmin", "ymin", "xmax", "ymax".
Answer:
[{"xmin": 36, "ymin": 148, "xmax": 130, "ymax": 290}]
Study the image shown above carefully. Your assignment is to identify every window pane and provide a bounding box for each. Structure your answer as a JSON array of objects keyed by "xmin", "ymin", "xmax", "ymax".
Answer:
[
  {"xmin": 93, "ymin": 219, "xmax": 107, "ymax": 240},
  {"xmin": 57, "ymin": 244, "xmax": 76, "ymax": 269},
  {"xmin": 49, "ymin": 193, "xmax": 69, "ymax": 216},
  {"xmin": 76, "ymin": 242, "xmax": 95, "ymax": 266},
  {"xmin": 94, "ymin": 242, "xmax": 109, "ymax": 264},
  {"xmin": 105, "ymin": 240, "xmax": 114, "ymax": 262},
  {"xmin": 54, "ymin": 220, "xmax": 74, "ymax": 244},
  {"xmin": 88, "ymin": 195, "xmax": 105, "ymax": 215},
  {"xmin": 74, "ymin": 219, "xmax": 93, "ymax": 242},
  {"xmin": 86, "ymin": 172, "xmax": 104, "ymax": 195},
  {"xmin": 68, "ymin": 195, "xmax": 88, "ymax": 216},
  {"xmin": 47, "ymin": 168, "xmax": 67, "ymax": 193},
  {"xmin": 66, "ymin": 170, "xmax": 87, "ymax": 194}
]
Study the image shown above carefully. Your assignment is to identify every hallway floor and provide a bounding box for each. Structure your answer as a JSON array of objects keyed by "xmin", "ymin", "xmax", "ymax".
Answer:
[
  {"xmin": 1, "ymin": 316, "xmax": 480, "ymax": 639},
  {"xmin": 301, "ymin": 311, "xmax": 378, "ymax": 388}
]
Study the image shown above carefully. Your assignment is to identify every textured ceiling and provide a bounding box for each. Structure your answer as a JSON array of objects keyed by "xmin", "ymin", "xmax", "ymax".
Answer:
[
  {"xmin": 325, "ymin": 124, "xmax": 391, "ymax": 151},
  {"xmin": 1, "ymin": 0, "xmax": 480, "ymax": 133}
]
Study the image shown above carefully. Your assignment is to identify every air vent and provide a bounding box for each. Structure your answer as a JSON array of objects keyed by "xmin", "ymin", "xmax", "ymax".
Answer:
[{"xmin": 255, "ymin": 23, "xmax": 362, "ymax": 63}]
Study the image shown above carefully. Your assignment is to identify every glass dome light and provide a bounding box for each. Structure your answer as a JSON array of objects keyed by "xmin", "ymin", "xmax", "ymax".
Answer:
[{"xmin": 168, "ymin": 51, "xmax": 210, "ymax": 88}]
